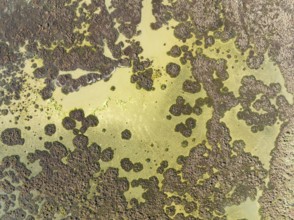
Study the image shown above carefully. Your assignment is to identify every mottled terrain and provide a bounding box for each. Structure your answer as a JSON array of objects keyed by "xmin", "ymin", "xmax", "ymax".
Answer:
[{"xmin": 0, "ymin": 0, "xmax": 293, "ymax": 219}]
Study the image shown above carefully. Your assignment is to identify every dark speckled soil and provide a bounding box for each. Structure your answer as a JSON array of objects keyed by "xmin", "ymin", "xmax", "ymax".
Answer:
[{"xmin": 0, "ymin": 0, "xmax": 293, "ymax": 219}]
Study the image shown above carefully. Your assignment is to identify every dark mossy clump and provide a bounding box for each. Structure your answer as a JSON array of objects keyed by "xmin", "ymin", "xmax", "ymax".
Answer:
[
  {"xmin": 133, "ymin": 162, "xmax": 143, "ymax": 172},
  {"xmin": 204, "ymin": 35, "xmax": 215, "ymax": 48},
  {"xmin": 173, "ymin": 23, "xmax": 192, "ymax": 41},
  {"xmin": 166, "ymin": 62, "xmax": 181, "ymax": 78},
  {"xmin": 62, "ymin": 117, "xmax": 76, "ymax": 130},
  {"xmin": 169, "ymin": 96, "xmax": 193, "ymax": 117},
  {"xmin": 120, "ymin": 158, "xmax": 134, "ymax": 172},
  {"xmin": 72, "ymin": 134, "xmax": 89, "ymax": 148},
  {"xmin": 101, "ymin": 147, "xmax": 114, "ymax": 162},
  {"xmin": 131, "ymin": 68, "xmax": 154, "ymax": 91},
  {"xmin": 83, "ymin": 115, "xmax": 99, "ymax": 127},
  {"xmin": 175, "ymin": 123, "xmax": 192, "ymax": 137},
  {"xmin": 157, "ymin": 160, "xmax": 169, "ymax": 174},
  {"xmin": 69, "ymin": 109, "xmax": 85, "ymax": 121},
  {"xmin": 1, "ymin": 128, "xmax": 25, "ymax": 146},
  {"xmin": 121, "ymin": 129, "xmax": 132, "ymax": 140},
  {"xmin": 40, "ymin": 86, "xmax": 53, "ymax": 100},
  {"xmin": 182, "ymin": 80, "xmax": 201, "ymax": 93},
  {"xmin": 44, "ymin": 124, "xmax": 56, "ymax": 136},
  {"xmin": 185, "ymin": 117, "xmax": 196, "ymax": 129},
  {"xmin": 167, "ymin": 45, "xmax": 182, "ymax": 57},
  {"xmin": 0, "ymin": 0, "xmax": 292, "ymax": 219}
]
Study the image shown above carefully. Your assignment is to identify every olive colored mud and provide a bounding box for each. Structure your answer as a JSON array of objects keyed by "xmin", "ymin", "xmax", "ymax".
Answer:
[{"xmin": 0, "ymin": 0, "xmax": 293, "ymax": 219}]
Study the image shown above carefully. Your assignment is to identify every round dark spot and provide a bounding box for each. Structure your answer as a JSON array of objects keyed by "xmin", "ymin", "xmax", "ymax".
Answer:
[
  {"xmin": 83, "ymin": 114, "xmax": 99, "ymax": 127},
  {"xmin": 185, "ymin": 117, "xmax": 196, "ymax": 129},
  {"xmin": 101, "ymin": 147, "xmax": 114, "ymax": 162},
  {"xmin": 72, "ymin": 134, "xmax": 89, "ymax": 148},
  {"xmin": 157, "ymin": 160, "xmax": 169, "ymax": 174},
  {"xmin": 62, "ymin": 117, "xmax": 76, "ymax": 130},
  {"xmin": 150, "ymin": 22, "xmax": 162, "ymax": 30},
  {"xmin": 1, "ymin": 109, "xmax": 9, "ymax": 116},
  {"xmin": 167, "ymin": 45, "xmax": 182, "ymax": 57},
  {"xmin": 40, "ymin": 86, "xmax": 53, "ymax": 100},
  {"xmin": 182, "ymin": 128, "xmax": 192, "ymax": 137},
  {"xmin": 166, "ymin": 115, "xmax": 172, "ymax": 120},
  {"xmin": 133, "ymin": 162, "xmax": 143, "ymax": 172},
  {"xmin": 121, "ymin": 129, "xmax": 132, "ymax": 140},
  {"xmin": 180, "ymin": 57, "xmax": 187, "ymax": 65},
  {"xmin": 161, "ymin": 84, "xmax": 167, "ymax": 90},
  {"xmin": 69, "ymin": 109, "xmax": 85, "ymax": 121},
  {"xmin": 175, "ymin": 96, "xmax": 184, "ymax": 104},
  {"xmin": 131, "ymin": 179, "xmax": 140, "ymax": 187},
  {"xmin": 193, "ymin": 106, "xmax": 202, "ymax": 115},
  {"xmin": 181, "ymin": 140, "xmax": 189, "ymax": 147},
  {"xmin": 205, "ymin": 36, "xmax": 215, "ymax": 48},
  {"xmin": 117, "ymin": 177, "xmax": 130, "ymax": 192},
  {"xmin": 44, "ymin": 124, "xmax": 56, "ymax": 136},
  {"xmin": 175, "ymin": 123, "xmax": 192, "ymax": 137},
  {"xmin": 175, "ymin": 123, "xmax": 186, "ymax": 132},
  {"xmin": 169, "ymin": 104, "xmax": 181, "ymax": 116},
  {"xmin": 120, "ymin": 158, "xmax": 133, "ymax": 172},
  {"xmin": 182, "ymin": 104, "xmax": 193, "ymax": 115},
  {"xmin": 130, "ymin": 198, "xmax": 139, "ymax": 207},
  {"xmin": 166, "ymin": 62, "xmax": 181, "ymax": 78},
  {"xmin": 160, "ymin": 160, "xmax": 168, "ymax": 168},
  {"xmin": 177, "ymin": 155, "xmax": 186, "ymax": 165},
  {"xmin": 174, "ymin": 23, "xmax": 192, "ymax": 41},
  {"xmin": 232, "ymin": 140, "xmax": 245, "ymax": 152},
  {"xmin": 73, "ymin": 128, "xmax": 80, "ymax": 135},
  {"xmin": 89, "ymin": 143, "xmax": 101, "ymax": 157},
  {"xmin": 33, "ymin": 67, "xmax": 47, "ymax": 79},
  {"xmin": 181, "ymin": 45, "xmax": 189, "ymax": 52}
]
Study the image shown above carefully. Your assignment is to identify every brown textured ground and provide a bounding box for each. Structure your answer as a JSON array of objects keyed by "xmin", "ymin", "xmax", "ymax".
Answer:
[{"xmin": 0, "ymin": 0, "xmax": 293, "ymax": 219}]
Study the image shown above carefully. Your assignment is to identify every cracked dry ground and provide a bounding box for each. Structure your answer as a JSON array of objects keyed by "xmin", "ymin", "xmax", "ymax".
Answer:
[{"xmin": 0, "ymin": 0, "xmax": 293, "ymax": 219}]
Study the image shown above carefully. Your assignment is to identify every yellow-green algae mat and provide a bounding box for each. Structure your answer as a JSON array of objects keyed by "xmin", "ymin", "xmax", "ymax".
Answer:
[{"xmin": 0, "ymin": 0, "xmax": 293, "ymax": 219}]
